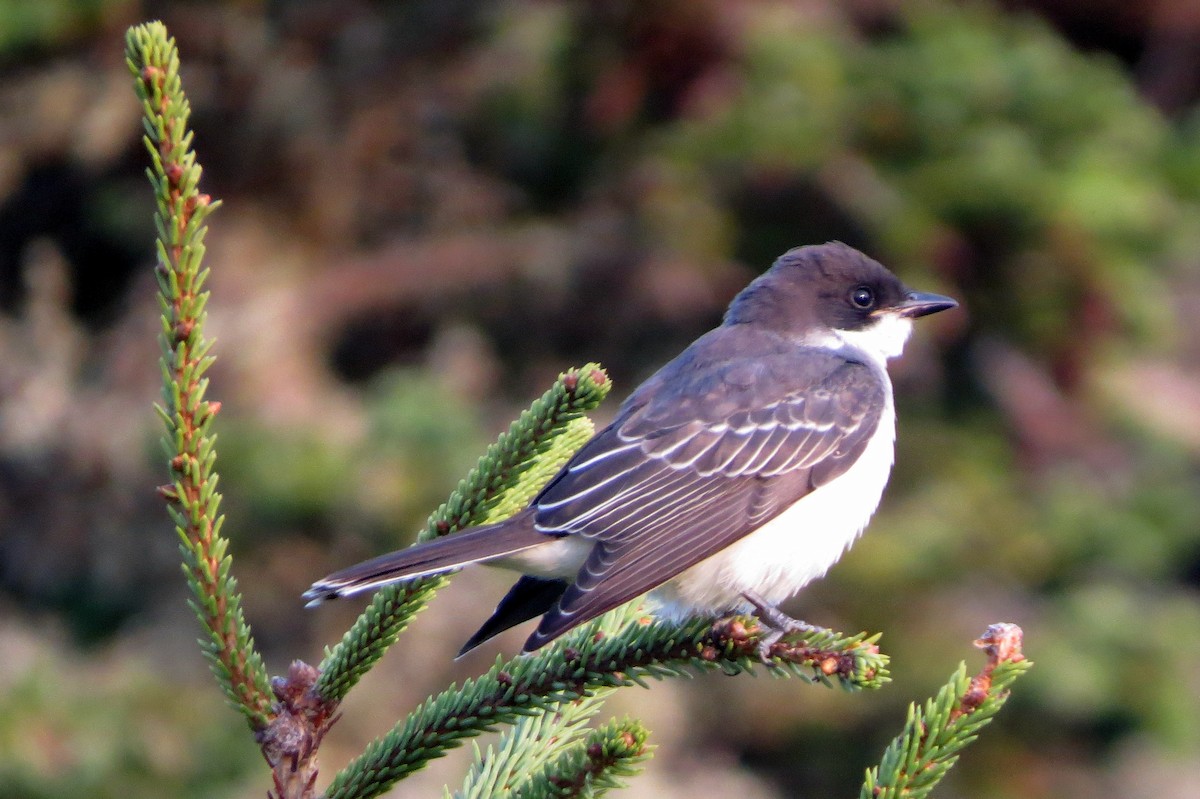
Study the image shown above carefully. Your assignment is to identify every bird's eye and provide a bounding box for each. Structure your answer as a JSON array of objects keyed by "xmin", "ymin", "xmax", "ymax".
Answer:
[{"xmin": 850, "ymin": 286, "xmax": 875, "ymax": 309}]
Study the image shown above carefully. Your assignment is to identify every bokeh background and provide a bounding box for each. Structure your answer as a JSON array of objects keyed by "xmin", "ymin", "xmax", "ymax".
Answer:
[{"xmin": 2, "ymin": 0, "xmax": 1200, "ymax": 797}]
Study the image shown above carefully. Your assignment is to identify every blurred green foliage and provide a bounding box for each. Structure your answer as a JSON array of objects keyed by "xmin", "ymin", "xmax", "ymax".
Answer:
[
  {"xmin": 0, "ymin": 0, "xmax": 130, "ymax": 58},
  {"xmin": 218, "ymin": 369, "xmax": 488, "ymax": 546},
  {"xmin": 454, "ymin": 0, "xmax": 1200, "ymax": 456},
  {"xmin": 0, "ymin": 650, "xmax": 258, "ymax": 799},
  {"xmin": 655, "ymin": 3, "xmax": 1189, "ymax": 358}
]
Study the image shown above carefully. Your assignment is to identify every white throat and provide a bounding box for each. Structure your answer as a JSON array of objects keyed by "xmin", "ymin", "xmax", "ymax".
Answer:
[{"xmin": 815, "ymin": 313, "xmax": 914, "ymax": 365}]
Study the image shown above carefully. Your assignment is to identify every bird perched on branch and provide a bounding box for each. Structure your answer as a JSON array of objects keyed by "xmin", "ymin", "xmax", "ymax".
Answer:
[{"xmin": 305, "ymin": 242, "xmax": 957, "ymax": 657}]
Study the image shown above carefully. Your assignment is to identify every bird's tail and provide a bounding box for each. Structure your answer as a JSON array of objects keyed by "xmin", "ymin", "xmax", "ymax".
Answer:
[{"xmin": 303, "ymin": 509, "xmax": 544, "ymax": 606}]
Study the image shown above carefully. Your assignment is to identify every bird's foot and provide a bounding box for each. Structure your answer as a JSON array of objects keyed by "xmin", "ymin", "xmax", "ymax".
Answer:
[{"xmin": 742, "ymin": 591, "xmax": 828, "ymax": 664}]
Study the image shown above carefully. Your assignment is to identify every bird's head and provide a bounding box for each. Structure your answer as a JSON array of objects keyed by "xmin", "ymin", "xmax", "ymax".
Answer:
[{"xmin": 724, "ymin": 242, "xmax": 957, "ymax": 363}]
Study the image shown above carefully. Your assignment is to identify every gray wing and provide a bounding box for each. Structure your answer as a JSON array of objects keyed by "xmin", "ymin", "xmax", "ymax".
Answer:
[{"xmin": 523, "ymin": 346, "xmax": 886, "ymax": 650}]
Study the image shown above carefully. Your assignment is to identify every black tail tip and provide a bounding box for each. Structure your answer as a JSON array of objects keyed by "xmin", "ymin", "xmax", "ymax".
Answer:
[{"xmin": 302, "ymin": 585, "xmax": 340, "ymax": 608}]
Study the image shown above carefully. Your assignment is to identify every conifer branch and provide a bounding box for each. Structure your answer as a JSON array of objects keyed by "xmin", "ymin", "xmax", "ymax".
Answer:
[
  {"xmin": 860, "ymin": 623, "xmax": 1031, "ymax": 799},
  {"xmin": 314, "ymin": 366, "xmax": 611, "ymax": 703},
  {"xmin": 126, "ymin": 20, "xmax": 273, "ymax": 730},
  {"xmin": 511, "ymin": 718, "xmax": 652, "ymax": 799},
  {"xmin": 323, "ymin": 611, "xmax": 888, "ymax": 799},
  {"xmin": 453, "ymin": 691, "xmax": 613, "ymax": 799},
  {"xmin": 453, "ymin": 604, "xmax": 646, "ymax": 799}
]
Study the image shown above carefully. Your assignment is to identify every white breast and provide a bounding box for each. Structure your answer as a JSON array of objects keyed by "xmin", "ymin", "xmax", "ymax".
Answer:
[{"xmin": 650, "ymin": 398, "xmax": 896, "ymax": 618}]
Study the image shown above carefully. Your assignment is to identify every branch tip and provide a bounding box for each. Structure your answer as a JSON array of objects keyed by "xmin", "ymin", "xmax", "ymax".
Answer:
[
  {"xmin": 974, "ymin": 622, "xmax": 1025, "ymax": 665},
  {"xmin": 129, "ymin": 19, "xmax": 272, "ymax": 728},
  {"xmin": 956, "ymin": 623, "xmax": 1026, "ymax": 719}
]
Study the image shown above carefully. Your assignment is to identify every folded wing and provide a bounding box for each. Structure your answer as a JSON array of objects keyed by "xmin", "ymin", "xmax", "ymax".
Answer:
[{"xmin": 523, "ymin": 347, "xmax": 885, "ymax": 650}]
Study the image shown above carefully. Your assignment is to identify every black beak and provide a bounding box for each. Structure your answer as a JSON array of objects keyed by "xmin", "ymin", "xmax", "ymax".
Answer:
[{"xmin": 897, "ymin": 290, "xmax": 958, "ymax": 318}]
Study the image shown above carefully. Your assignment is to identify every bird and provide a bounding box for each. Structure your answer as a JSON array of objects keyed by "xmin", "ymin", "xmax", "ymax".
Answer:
[{"xmin": 304, "ymin": 242, "xmax": 957, "ymax": 657}]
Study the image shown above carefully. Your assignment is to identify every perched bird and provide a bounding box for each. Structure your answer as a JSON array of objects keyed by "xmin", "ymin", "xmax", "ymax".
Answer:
[{"xmin": 305, "ymin": 243, "xmax": 957, "ymax": 656}]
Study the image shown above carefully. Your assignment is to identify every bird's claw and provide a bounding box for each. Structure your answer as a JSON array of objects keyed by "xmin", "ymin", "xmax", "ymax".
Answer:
[{"xmin": 742, "ymin": 591, "xmax": 825, "ymax": 664}]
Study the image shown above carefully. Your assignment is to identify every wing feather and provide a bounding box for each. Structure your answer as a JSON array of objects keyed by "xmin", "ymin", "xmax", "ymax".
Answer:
[{"xmin": 527, "ymin": 495, "xmax": 749, "ymax": 648}]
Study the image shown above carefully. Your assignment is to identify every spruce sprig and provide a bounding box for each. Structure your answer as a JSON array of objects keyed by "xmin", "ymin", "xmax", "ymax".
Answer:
[
  {"xmin": 315, "ymin": 366, "xmax": 611, "ymax": 703},
  {"xmin": 860, "ymin": 623, "xmax": 1031, "ymax": 799},
  {"xmin": 453, "ymin": 692, "xmax": 614, "ymax": 799},
  {"xmin": 511, "ymin": 718, "xmax": 652, "ymax": 799},
  {"xmin": 126, "ymin": 20, "xmax": 273, "ymax": 730},
  {"xmin": 453, "ymin": 603, "xmax": 646, "ymax": 799},
  {"xmin": 324, "ymin": 611, "xmax": 887, "ymax": 799}
]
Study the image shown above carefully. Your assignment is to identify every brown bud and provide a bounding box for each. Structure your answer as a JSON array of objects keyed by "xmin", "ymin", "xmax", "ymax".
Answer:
[
  {"xmin": 141, "ymin": 65, "xmax": 160, "ymax": 83},
  {"xmin": 961, "ymin": 688, "xmax": 986, "ymax": 713},
  {"xmin": 562, "ymin": 647, "xmax": 580, "ymax": 661},
  {"xmin": 958, "ymin": 673, "xmax": 992, "ymax": 716},
  {"xmin": 562, "ymin": 372, "xmax": 578, "ymax": 392},
  {"xmin": 974, "ymin": 623, "xmax": 1025, "ymax": 664},
  {"xmin": 271, "ymin": 660, "xmax": 320, "ymax": 706},
  {"xmin": 288, "ymin": 660, "xmax": 320, "ymax": 688},
  {"xmin": 590, "ymin": 368, "xmax": 608, "ymax": 386},
  {"xmin": 820, "ymin": 657, "xmax": 839, "ymax": 675}
]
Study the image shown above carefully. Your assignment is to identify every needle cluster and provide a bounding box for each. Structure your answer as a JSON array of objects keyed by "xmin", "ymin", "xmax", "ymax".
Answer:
[{"xmin": 127, "ymin": 20, "xmax": 273, "ymax": 731}]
